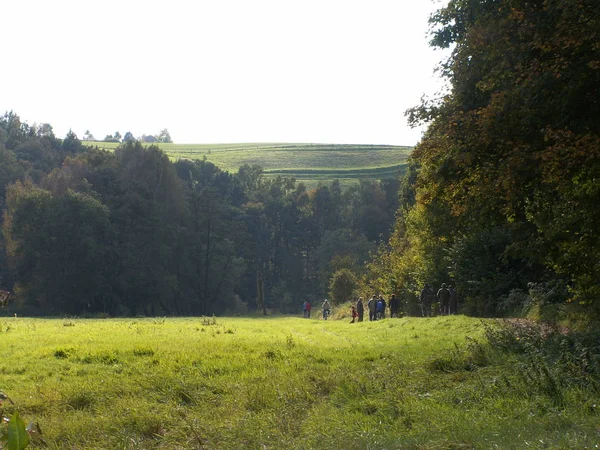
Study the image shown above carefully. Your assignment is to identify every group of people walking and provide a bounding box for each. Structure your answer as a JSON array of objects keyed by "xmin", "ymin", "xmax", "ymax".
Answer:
[
  {"xmin": 303, "ymin": 294, "xmax": 400, "ymax": 322},
  {"xmin": 302, "ymin": 284, "xmax": 458, "ymax": 321},
  {"xmin": 419, "ymin": 283, "xmax": 458, "ymax": 316},
  {"xmin": 351, "ymin": 294, "xmax": 400, "ymax": 323}
]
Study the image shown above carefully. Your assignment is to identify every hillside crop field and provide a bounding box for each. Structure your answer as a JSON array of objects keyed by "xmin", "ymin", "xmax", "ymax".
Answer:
[
  {"xmin": 85, "ymin": 142, "xmax": 412, "ymax": 188},
  {"xmin": 1, "ymin": 315, "xmax": 597, "ymax": 449}
]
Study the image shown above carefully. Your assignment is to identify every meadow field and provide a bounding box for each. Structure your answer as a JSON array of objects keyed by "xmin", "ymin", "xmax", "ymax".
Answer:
[
  {"xmin": 1, "ymin": 315, "xmax": 598, "ymax": 449},
  {"xmin": 85, "ymin": 142, "xmax": 412, "ymax": 189}
]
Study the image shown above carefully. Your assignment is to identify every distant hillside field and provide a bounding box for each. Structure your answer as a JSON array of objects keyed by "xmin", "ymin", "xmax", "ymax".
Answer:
[{"xmin": 86, "ymin": 142, "xmax": 412, "ymax": 188}]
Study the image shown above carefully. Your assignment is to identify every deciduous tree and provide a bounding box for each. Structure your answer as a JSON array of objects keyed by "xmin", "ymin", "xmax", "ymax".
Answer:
[{"xmin": 399, "ymin": 0, "xmax": 600, "ymax": 316}]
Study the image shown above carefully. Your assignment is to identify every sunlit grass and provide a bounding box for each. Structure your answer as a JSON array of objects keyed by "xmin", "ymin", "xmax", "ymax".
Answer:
[
  {"xmin": 1, "ymin": 315, "xmax": 597, "ymax": 449},
  {"xmin": 84, "ymin": 142, "xmax": 411, "ymax": 188}
]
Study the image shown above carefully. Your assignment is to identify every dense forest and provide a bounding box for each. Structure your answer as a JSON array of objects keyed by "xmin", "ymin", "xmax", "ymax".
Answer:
[
  {"xmin": 1, "ymin": 0, "xmax": 598, "ymax": 323},
  {"xmin": 0, "ymin": 112, "xmax": 400, "ymax": 316},
  {"xmin": 378, "ymin": 0, "xmax": 599, "ymax": 323}
]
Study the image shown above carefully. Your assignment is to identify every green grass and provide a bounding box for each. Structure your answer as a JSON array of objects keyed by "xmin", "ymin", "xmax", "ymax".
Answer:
[
  {"xmin": 1, "ymin": 315, "xmax": 597, "ymax": 449},
  {"xmin": 84, "ymin": 142, "xmax": 412, "ymax": 189}
]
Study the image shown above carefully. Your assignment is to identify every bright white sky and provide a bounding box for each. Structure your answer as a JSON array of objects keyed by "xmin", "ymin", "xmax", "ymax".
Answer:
[{"xmin": 2, "ymin": 0, "xmax": 449, "ymax": 146}]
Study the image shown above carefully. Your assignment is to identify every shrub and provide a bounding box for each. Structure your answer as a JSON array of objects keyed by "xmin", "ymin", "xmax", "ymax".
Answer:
[
  {"xmin": 483, "ymin": 319, "xmax": 600, "ymax": 403},
  {"xmin": 329, "ymin": 269, "xmax": 358, "ymax": 305}
]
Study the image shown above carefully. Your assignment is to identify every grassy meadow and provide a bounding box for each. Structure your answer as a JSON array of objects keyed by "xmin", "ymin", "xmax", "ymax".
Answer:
[
  {"xmin": 85, "ymin": 142, "xmax": 412, "ymax": 189},
  {"xmin": 1, "ymin": 315, "xmax": 598, "ymax": 449}
]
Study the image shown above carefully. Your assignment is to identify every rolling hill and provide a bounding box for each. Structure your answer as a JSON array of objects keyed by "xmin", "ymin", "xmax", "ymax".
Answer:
[{"xmin": 85, "ymin": 141, "xmax": 412, "ymax": 188}]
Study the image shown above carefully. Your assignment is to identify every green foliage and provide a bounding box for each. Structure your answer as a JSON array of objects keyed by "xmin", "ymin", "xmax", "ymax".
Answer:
[
  {"xmin": 0, "ymin": 395, "xmax": 41, "ymax": 450},
  {"xmin": 385, "ymin": 0, "xmax": 600, "ymax": 318},
  {"xmin": 3, "ymin": 183, "xmax": 113, "ymax": 314},
  {"xmin": 525, "ymin": 280, "xmax": 570, "ymax": 324},
  {"xmin": 156, "ymin": 128, "xmax": 172, "ymax": 143},
  {"xmin": 328, "ymin": 268, "xmax": 358, "ymax": 304},
  {"xmin": 446, "ymin": 226, "xmax": 536, "ymax": 316},
  {"xmin": 316, "ymin": 230, "xmax": 374, "ymax": 290},
  {"xmin": 6, "ymin": 412, "xmax": 29, "ymax": 450},
  {"xmin": 0, "ymin": 114, "xmax": 404, "ymax": 316},
  {"xmin": 0, "ymin": 112, "xmax": 32, "ymax": 150},
  {"xmin": 483, "ymin": 319, "xmax": 600, "ymax": 405},
  {"xmin": 427, "ymin": 339, "xmax": 491, "ymax": 373}
]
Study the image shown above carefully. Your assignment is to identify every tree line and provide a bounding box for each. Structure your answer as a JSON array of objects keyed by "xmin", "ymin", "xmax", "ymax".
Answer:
[
  {"xmin": 83, "ymin": 128, "xmax": 173, "ymax": 143},
  {"xmin": 364, "ymin": 0, "xmax": 600, "ymax": 323},
  {"xmin": 0, "ymin": 111, "xmax": 399, "ymax": 316},
  {"xmin": 1, "ymin": 0, "xmax": 597, "ymax": 322}
]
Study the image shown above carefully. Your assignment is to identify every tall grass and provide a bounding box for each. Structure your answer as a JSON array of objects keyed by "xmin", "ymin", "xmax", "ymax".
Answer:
[{"xmin": 1, "ymin": 316, "xmax": 598, "ymax": 449}]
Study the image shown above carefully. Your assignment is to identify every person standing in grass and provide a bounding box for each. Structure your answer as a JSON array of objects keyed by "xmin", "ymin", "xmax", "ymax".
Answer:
[
  {"xmin": 437, "ymin": 283, "xmax": 451, "ymax": 316},
  {"xmin": 367, "ymin": 294, "xmax": 377, "ymax": 321},
  {"xmin": 322, "ymin": 298, "xmax": 331, "ymax": 320},
  {"xmin": 376, "ymin": 295, "xmax": 385, "ymax": 320},
  {"xmin": 356, "ymin": 297, "xmax": 364, "ymax": 322},
  {"xmin": 420, "ymin": 284, "xmax": 434, "ymax": 317},
  {"xmin": 350, "ymin": 305, "xmax": 358, "ymax": 323},
  {"xmin": 380, "ymin": 294, "xmax": 387, "ymax": 319},
  {"xmin": 303, "ymin": 300, "xmax": 311, "ymax": 318},
  {"xmin": 389, "ymin": 293, "xmax": 399, "ymax": 318}
]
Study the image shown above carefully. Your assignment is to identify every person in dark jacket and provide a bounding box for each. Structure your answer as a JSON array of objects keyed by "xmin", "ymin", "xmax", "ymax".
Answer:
[
  {"xmin": 437, "ymin": 283, "xmax": 451, "ymax": 316},
  {"xmin": 376, "ymin": 295, "xmax": 387, "ymax": 320},
  {"xmin": 389, "ymin": 294, "xmax": 400, "ymax": 318},
  {"xmin": 356, "ymin": 297, "xmax": 365, "ymax": 322},
  {"xmin": 419, "ymin": 284, "xmax": 434, "ymax": 317}
]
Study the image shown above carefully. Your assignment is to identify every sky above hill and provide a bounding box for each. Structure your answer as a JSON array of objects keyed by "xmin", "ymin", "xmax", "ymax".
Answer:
[{"xmin": 3, "ymin": 0, "xmax": 450, "ymax": 146}]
